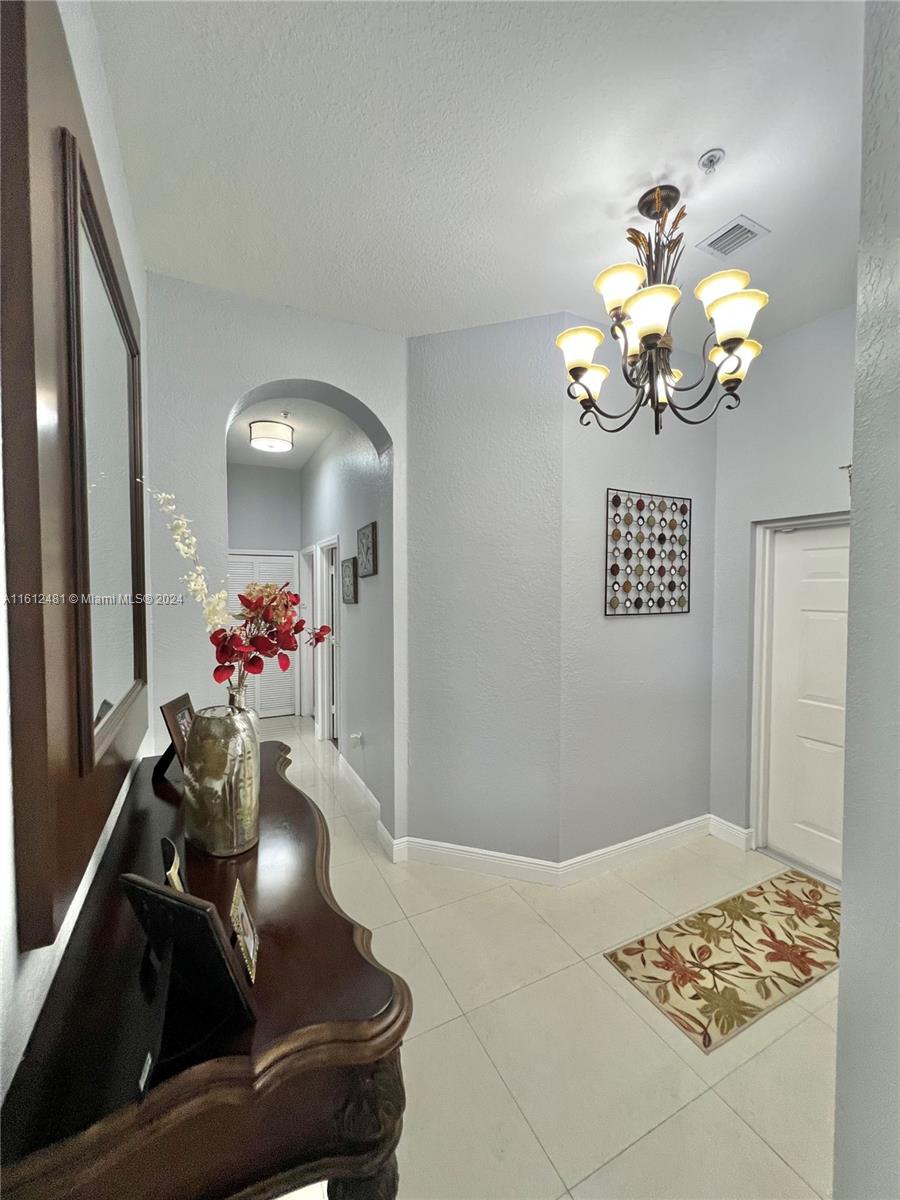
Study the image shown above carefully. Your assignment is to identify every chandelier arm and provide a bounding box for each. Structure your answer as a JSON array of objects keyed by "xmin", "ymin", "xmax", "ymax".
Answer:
[
  {"xmin": 669, "ymin": 331, "xmax": 718, "ymax": 393},
  {"xmin": 665, "ymin": 389, "xmax": 741, "ymax": 427},
  {"xmin": 579, "ymin": 398, "xmax": 646, "ymax": 434},
  {"xmin": 567, "ymin": 380, "xmax": 642, "ymax": 423},
  {"xmin": 666, "ymin": 365, "xmax": 726, "ymax": 412},
  {"xmin": 610, "ymin": 320, "xmax": 644, "ymax": 388}
]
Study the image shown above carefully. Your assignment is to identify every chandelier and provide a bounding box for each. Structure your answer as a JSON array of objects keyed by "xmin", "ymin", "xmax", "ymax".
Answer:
[{"xmin": 555, "ymin": 185, "xmax": 768, "ymax": 435}]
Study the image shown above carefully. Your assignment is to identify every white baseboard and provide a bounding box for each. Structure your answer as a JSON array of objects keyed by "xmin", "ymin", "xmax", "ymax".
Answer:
[
  {"xmin": 708, "ymin": 814, "xmax": 755, "ymax": 851},
  {"xmin": 378, "ymin": 813, "xmax": 756, "ymax": 887},
  {"xmin": 376, "ymin": 820, "xmax": 396, "ymax": 861},
  {"xmin": 337, "ymin": 754, "xmax": 380, "ymax": 814},
  {"xmin": 348, "ymin": 763, "xmax": 756, "ymax": 885}
]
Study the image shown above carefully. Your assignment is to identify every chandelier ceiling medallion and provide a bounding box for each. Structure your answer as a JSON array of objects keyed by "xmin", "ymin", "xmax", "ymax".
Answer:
[{"xmin": 555, "ymin": 184, "xmax": 768, "ymax": 435}]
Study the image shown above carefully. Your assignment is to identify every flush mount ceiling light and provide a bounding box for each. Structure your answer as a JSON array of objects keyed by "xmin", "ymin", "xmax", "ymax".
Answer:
[
  {"xmin": 249, "ymin": 419, "xmax": 294, "ymax": 453},
  {"xmin": 556, "ymin": 184, "xmax": 768, "ymax": 435}
]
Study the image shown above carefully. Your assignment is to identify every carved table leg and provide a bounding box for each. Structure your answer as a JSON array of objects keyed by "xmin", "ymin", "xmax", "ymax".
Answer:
[{"xmin": 327, "ymin": 1153, "xmax": 398, "ymax": 1200}]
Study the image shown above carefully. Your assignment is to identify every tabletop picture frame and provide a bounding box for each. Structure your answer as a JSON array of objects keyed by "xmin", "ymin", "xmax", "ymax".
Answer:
[
  {"xmin": 230, "ymin": 879, "xmax": 259, "ymax": 984},
  {"xmin": 120, "ymin": 872, "xmax": 256, "ymax": 1025},
  {"xmin": 159, "ymin": 693, "xmax": 195, "ymax": 767}
]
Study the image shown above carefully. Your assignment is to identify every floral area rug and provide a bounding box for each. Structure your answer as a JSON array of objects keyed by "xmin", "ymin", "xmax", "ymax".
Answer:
[{"xmin": 605, "ymin": 869, "xmax": 840, "ymax": 1052}]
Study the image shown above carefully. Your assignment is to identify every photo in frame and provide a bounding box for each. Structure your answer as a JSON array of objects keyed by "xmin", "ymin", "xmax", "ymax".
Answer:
[
  {"xmin": 357, "ymin": 520, "xmax": 378, "ymax": 577},
  {"xmin": 159, "ymin": 693, "xmax": 195, "ymax": 766},
  {"xmin": 230, "ymin": 879, "xmax": 259, "ymax": 984},
  {"xmin": 341, "ymin": 556, "xmax": 358, "ymax": 604}
]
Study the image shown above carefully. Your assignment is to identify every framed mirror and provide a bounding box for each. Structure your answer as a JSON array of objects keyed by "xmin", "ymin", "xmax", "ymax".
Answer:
[{"xmin": 63, "ymin": 129, "xmax": 146, "ymax": 773}]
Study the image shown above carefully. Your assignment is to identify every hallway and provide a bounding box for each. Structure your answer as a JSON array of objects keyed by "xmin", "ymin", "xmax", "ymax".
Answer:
[{"xmin": 266, "ymin": 718, "xmax": 838, "ymax": 1200}]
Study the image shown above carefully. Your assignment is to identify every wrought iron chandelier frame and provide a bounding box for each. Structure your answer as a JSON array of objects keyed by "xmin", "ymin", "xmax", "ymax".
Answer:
[{"xmin": 563, "ymin": 184, "xmax": 755, "ymax": 436}]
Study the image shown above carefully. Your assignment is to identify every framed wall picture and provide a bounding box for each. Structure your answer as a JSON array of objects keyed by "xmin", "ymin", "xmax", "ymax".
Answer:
[
  {"xmin": 159, "ymin": 693, "xmax": 195, "ymax": 766},
  {"xmin": 605, "ymin": 489, "xmax": 692, "ymax": 616},
  {"xmin": 341, "ymin": 556, "xmax": 358, "ymax": 603},
  {"xmin": 357, "ymin": 521, "xmax": 378, "ymax": 577}
]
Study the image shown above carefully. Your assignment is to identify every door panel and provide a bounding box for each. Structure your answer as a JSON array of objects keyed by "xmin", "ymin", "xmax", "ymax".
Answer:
[
  {"xmin": 226, "ymin": 555, "xmax": 259, "ymax": 713},
  {"xmin": 766, "ymin": 523, "xmax": 849, "ymax": 878},
  {"xmin": 227, "ymin": 552, "xmax": 299, "ymax": 718}
]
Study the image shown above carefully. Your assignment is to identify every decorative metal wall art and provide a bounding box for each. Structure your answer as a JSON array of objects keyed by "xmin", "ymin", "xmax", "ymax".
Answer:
[
  {"xmin": 357, "ymin": 521, "xmax": 377, "ymax": 577},
  {"xmin": 605, "ymin": 489, "xmax": 691, "ymax": 616},
  {"xmin": 341, "ymin": 556, "xmax": 358, "ymax": 604}
]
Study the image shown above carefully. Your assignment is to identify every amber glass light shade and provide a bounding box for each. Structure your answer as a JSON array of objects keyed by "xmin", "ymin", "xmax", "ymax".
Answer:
[
  {"xmin": 693, "ymin": 269, "xmax": 751, "ymax": 318},
  {"xmin": 709, "ymin": 339, "xmax": 762, "ymax": 382},
  {"xmin": 593, "ymin": 263, "xmax": 648, "ymax": 316},
  {"xmin": 555, "ymin": 326, "xmax": 605, "ymax": 372},
  {"xmin": 708, "ymin": 289, "xmax": 768, "ymax": 348},
  {"xmin": 622, "ymin": 285, "xmax": 681, "ymax": 344},
  {"xmin": 579, "ymin": 363, "xmax": 610, "ymax": 402}
]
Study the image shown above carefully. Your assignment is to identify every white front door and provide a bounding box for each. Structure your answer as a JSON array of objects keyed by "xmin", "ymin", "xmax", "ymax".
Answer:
[
  {"xmin": 227, "ymin": 551, "xmax": 300, "ymax": 718},
  {"xmin": 765, "ymin": 523, "xmax": 849, "ymax": 878}
]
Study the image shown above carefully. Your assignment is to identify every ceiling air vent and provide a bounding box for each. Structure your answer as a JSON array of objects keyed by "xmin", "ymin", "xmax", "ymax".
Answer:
[{"xmin": 696, "ymin": 214, "xmax": 770, "ymax": 260}]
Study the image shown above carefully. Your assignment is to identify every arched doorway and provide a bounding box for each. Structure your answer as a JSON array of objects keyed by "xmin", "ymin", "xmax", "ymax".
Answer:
[{"xmin": 225, "ymin": 380, "xmax": 396, "ymax": 834}]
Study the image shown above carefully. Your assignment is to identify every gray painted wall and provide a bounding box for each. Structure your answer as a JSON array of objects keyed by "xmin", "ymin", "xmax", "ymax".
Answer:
[
  {"xmin": 407, "ymin": 315, "xmax": 564, "ymax": 860},
  {"xmin": 300, "ymin": 420, "xmax": 395, "ymax": 828},
  {"xmin": 145, "ymin": 273, "xmax": 407, "ymax": 755},
  {"xmin": 560, "ymin": 371, "xmax": 717, "ymax": 859},
  {"xmin": 834, "ymin": 4, "xmax": 900, "ymax": 1195},
  {"xmin": 709, "ymin": 305, "xmax": 855, "ymax": 827},
  {"xmin": 407, "ymin": 306, "xmax": 858, "ymax": 861},
  {"xmin": 226, "ymin": 462, "xmax": 302, "ymax": 552}
]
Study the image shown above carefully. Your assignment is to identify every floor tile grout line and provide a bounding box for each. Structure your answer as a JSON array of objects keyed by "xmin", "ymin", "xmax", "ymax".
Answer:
[
  {"xmin": 704, "ymin": 1007, "xmax": 834, "ymax": 1094},
  {"xmin": 713, "ymin": 1054, "xmax": 832, "ymax": 1198},
  {"xmin": 499, "ymin": 884, "xmax": 587, "ymax": 963},
  {"xmin": 608, "ymin": 864, "xmax": 794, "ymax": 928},
  {"xmin": 456, "ymin": 957, "xmax": 589, "ymax": 1020},
  {"xmin": 393, "ymin": 910, "xmax": 464, "ymax": 1027},
  {"xmin": 606, "ymin": 870, "xmax": 679, "ymax": 919},
  {"xmin": 388, "ymin": 914, "xmax": 566, "ymax": 1190},
  {"xmin": 461, "ymin": 1010, "xmax": 570, "ymax": 1196},
  {"xmin": 512, "ymin": 881, "xmax": 717, "ymax": 964},
  {"xmin": 372, "ymin": 861, "xmax": 510, "ymax": 919},
  {"xmin": 401, "ymin": 891, "xmax": 579, "ymax": 1022},
  {"xmin": 563, "ymin": 1088, "xmax": 714, "ymax": 1196}
]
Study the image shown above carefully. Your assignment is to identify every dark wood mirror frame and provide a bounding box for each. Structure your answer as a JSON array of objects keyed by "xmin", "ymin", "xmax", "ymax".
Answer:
[
  {"xmin": 1, "ymin": 0, "xmax": 149, "ymax": 950},
  {"xmin": 62, "ymin": 128, "xmax": 147, "ymax": 774}
]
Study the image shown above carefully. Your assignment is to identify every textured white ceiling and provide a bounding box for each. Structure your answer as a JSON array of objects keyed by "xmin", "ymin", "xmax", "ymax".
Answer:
[
  {"xmin": 93, "ymin": 1, "xmax": 863, "ymax": 339},
  {"xmin": 226, "ymin": 397, "xmax": 345, "ymax": 469}
]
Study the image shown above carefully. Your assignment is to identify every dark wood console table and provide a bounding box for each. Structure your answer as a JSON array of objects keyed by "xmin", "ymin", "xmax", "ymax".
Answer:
[{"xmin": 1, "ymin": 742, "xmax": 412, "ymax": 1199}]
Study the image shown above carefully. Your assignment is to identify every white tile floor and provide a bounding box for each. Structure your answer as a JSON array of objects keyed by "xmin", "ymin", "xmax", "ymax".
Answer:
[{"xmin": 265, "ymin": 718, "xmax": 837, "ymax": 1200}]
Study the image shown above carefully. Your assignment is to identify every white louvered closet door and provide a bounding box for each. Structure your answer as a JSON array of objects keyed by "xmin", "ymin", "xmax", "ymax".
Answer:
[{"xmin": 226, "ymin": 552, "xmax": 299, "ymax": 718}]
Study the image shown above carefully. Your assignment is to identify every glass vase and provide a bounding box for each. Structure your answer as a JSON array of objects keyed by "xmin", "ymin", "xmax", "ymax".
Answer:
[{"xmin": 182, "ymin": 688, "xmax": 260, "ymax": 856}]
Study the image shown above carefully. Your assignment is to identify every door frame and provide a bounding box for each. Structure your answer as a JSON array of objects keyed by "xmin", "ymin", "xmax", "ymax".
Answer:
[
  {"xmin": 228, "ymin": 548, "xmax": 301, "ymax": 718},
  {"xmin": 299, "ymin": 545, "xmax": 316, "ymax": 718},
  {"xmin": 313, "ymin": 534, "xmax": 340, "ymax": 743},
  {"xmin": 749, "ymin": 511, "xmax": 850, "ymax": 853}
]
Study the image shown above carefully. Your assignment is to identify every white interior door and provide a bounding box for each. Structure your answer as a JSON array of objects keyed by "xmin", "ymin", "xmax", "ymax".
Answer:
[
  {"xmin": 765, "ymin": 523, "xmax": 849, "ymax": 878},
  {"xmin": 227, "ymin": 551, "xmax": 299, "ymax": 718}
]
